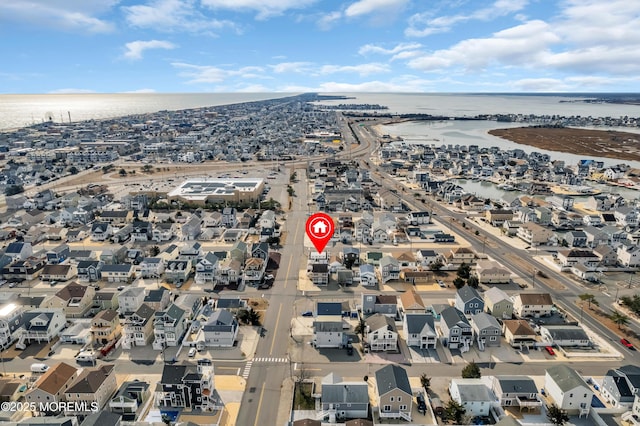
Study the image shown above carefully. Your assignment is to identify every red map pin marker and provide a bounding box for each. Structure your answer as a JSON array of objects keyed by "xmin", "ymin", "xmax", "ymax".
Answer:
[{"xmin": 306, "ymin": 212, "xmax": 335, "ymax": 254}]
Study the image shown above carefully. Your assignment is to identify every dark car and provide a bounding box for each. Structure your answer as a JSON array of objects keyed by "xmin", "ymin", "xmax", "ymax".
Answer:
[
  {"xmin": 621, "ymin": 338, "xmax": 635, "ymax": 349},
  {"xmin": 301, "ymin": 311, "xmax": 313, "ymax": 317}
]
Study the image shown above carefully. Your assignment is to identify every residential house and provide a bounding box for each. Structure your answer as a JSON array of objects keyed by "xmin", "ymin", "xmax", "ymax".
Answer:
[
  {"xmin": 484, "ymin": 287, "xmax": 513, "ymax": 319},
  {"xmin": 516, "ymin": 222, "xmax": 557, "ymax": 246},
  {"xmin": 404, "ymin": 313, "xmax": 436, "ymax": 349},
  {"xmin": 399, "ymin": 290, "xmax": 425, "ymax": 314},
  {"xmin": 122, "ymin": 304, "xmax": 155, "ymax": 349},
  {"xmin": 181, "ymin": 215, "xmax": 202, "ymax": 241},
  {"xmin": 449, "ymin": 379, "xmax": 498, "ymax": 417},
  {"xmin": 502, "ymin": 320, "xmax": 538, "ymax": 348},
  {"xmin": 374, "ymin": 364, "xmax": 412, "ymax": 421},
  {"xmin": 202, "ymin": 309, "xmax": 239, "ymax": 347},
  {"xmin": 64, "ymin": 364, "xmax": 117, "ymax": 415},
  {"xmin": 118, "ymin": 287, "xmax": 145, "ymax": 316},
  {"xmin": 358, "ymin": 264, "xmax": 377, "ymax": 286},
  {"xmin": 512, "ymin": 293, "xmax": 553, "ymax": 318},
  {"xmin": 195, "ymin": 252, "xmax": 219, "ymax": 285},
  {"xmin": 101, "ymin": 264, "xmax": 135, "ymax": 283},
  {"xmin": 415, "ymin": 249, "xmax": 439, "ymax": 268},
  {"xmin": 155, "ymin": 361, "xmax": 217, "ymax": 410},
  {"xmin": 320, "ymin": 373, "xmax": 369, "ymax": 422},
  {"xmin": 43, "ymin": 282, "xmax": 95, "ymax": 318},
  {"xmin": 471, "ymin": 312, "xmax": 501, "ymax": 350},
  {"xmin": 594, "ymin": 245, "xmax": 618, "ymax": 267},
  {"xmin": 243, "ymin": 257, "xmax": 266, "ymax": 285},
  {"xmin": 455, "ymin": 285, "xmax": 484, "ymax": 316},
  {"xmin": 215, "ymin": 258, "xmax": 242, "ymax": 286},
  {"xmin": 540, "ymin": 325, "xmax": 590, "ymax": 347},
  {"xmin": 614, "ymin": 207, "xmax": 639, "ymax": 228},
  {"xmin": 4, "ymin": 241, "xmax": 33, "ymax": 261},
  {"xmin": 250, "ymin": 242, "xmax": 270, "ymax": 261},
  {"xmin": 91, "ymin": 222, "xmax": 113, "ymax": 242},
  {"xmin": 100, "ymin": 210, "xmax": 133, "ymax": 226},
  {"xmin": 438, "ymin": 307, "xmax": 472, "ymax": 352},
  {"xmin": 130, "ymin": 221, "xmax": 152, "ymax": 242},
  {"xmin": 18, "ymin": 309, "xmax": 66, "ymax": 344},
  {"xmin": 361, "ymin": 294, "xmax": 398, "ymax": 318},
  {"xmin": 308, "ymin": 263, "xmax": 329, "ymax": 286},
  {"xmin": 40, "ymin": 264, "xmax": 75, "ymax": 282},
  {"xmin": 366, "ymin": 314, "xmax": 398, "ymax": 352},
  {"xmin": 164, "ymin": 260, "xmax": 190, "ymax": 284},
  {"xmin": 91, "ymin": 291, "xmax": 118, "ymax": 315},
  {"xmin": 486, "ymin": 209, "xmax": 514, "ymax": 227},
  {"xmin": 100, "ymin": 247, "xmax": 127, "ymax": 265},
  {"xmin": 152, "ymin": 222, "xmax": 176, "ymax": 242},
  {"xmin": 556, "ymin": 249, "xmax": 600, "ymax": 269},
  {"xmin": 221, "ymin": 207, "xmax": 238, "ymax": 228},
  {"xmin": 152, "ymin": 304, "xmax": 188, "ymax": 349},
  {"xmin": 544, "ymin": 365, "xmax": 592, "ymax": 416},
  {"xmin": 564, "ymin": 231, "xmax": 588, "ymax": 248},
  {"xmin": 26, "ymin": 362, "xmax": 79, "ymax": 408},
  {"xmin": 491, "ymin": 376, "xmax": 542, "ymax": 412},
  {"xmin": 407, "ymin": 211, "xmax": 431, "ymax": 225},
  {"xmin": 90, "ymin": 309, "xmax": 121, "ymax": 345},
  {"xmin": 313, "ymin": 302, "xmax": 346, "ymax": 349},
  {"xmin": 443, "ymin": 247, "xmax": 476, "ymax": 267},
  {"xmin": 77, "ymin": 261, "xmax": 103, "ymax": 283},
  {"xmin": 143, "ymin": 288, "xmax": 171, "ymax": 312},
  {"xmin": 618, "ymin": 244, "xmax": 640, "ymax": 267},
  {"xmin": 378, "ymin": 255, "xmax": 400, "ymax": 283},
  {"xmin": 46, "ymin": 244, "xmax": 70, "ymax": 264},
  {"xmin": 0, "ymin": 303, "xmax": 25, "ymax": 348},
  {"xmin": 109, "ymin": 380, "xmax": 151, "ymax": 421},
  {"xmin": 475, "ymin": 260, "xmax": 511, "ymax": 284},
  {"xmin": 139, "ymin": 257, "xmax": 165, "ymax": 279},
  {"xmin": 601, "ymin": 365, "xmax": 640, "ymax": 408}
]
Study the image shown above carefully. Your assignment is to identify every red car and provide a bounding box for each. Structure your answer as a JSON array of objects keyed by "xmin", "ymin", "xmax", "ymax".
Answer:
[
  {"xmin": 621, "ymin": 339, "xmax": 635, "ymax": 350},
  {"xmin": 545, "ymin": 346, "xmax": 555, "ymax": 356}
]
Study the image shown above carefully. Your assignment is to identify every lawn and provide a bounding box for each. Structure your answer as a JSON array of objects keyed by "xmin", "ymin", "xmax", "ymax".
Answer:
[{"xmin": 293, "ymin": 382, "xmax": 315, "ymax": 410}]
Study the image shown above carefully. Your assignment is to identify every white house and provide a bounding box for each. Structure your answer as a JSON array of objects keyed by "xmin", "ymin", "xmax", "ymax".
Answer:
[
  {"xmin": 449, "ymin": 379, "xmax": 499, "ymax": 417},
  {"xmin": 545, "ymin": 365, "xmax": 592, "ymax": 417}
]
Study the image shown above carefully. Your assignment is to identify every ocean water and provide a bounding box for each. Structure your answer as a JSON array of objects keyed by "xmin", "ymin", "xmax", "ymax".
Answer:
[{"xmin": 0, "ymin": 93, "xmax": 292, "ymax": 130}]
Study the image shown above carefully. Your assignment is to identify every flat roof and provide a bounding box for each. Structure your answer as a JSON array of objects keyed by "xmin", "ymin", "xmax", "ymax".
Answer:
[{"xmin": 167, "ymin": 178, "xmax": 264, "ymax": 200}]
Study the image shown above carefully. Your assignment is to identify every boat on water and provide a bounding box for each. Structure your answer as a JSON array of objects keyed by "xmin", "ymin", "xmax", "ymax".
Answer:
[{"xmin": 497, "ymin": 183, "xmax": 516, "ymax": 191}]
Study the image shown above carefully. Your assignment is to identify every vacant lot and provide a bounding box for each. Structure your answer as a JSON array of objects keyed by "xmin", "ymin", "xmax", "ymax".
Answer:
[{"xmin": 489, "ymin": 127, "xmax": 640, "ymax": 162}]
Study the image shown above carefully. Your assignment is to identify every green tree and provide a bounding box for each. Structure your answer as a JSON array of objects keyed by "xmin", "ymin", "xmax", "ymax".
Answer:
[
  {"xmin": 287, "ymin": 185, "xmax": 295, "ymax": 197},
  {"xmin": 420, "ymin": 373, "xmax": 431, "ymax": 393},
  {"xmin": 457, "ymin": 262, "xmax": 471, "ymax": 279},
  {"xmin": 620, "ymin": 295, "xmax": 640, "ymax": 315},
  {"xmin": 290, "ymin": 171, "xmax": 297, "ymax": 182},
  {"xmin": 149, "ymin": 245, "xmax": 160, "ymax": 257},
  {"xmin": 579, "ymin": 293, "xmax": 599, "ymax": 309},
  {"xmin": 355, "ymin": 318, "xmax": 367, "ymax": 341},
  {"xmin": 237, "ymin": 309, "xmax": 250, "ymax": 324},
  {"xmin": 142, "ymin": 164, "xmax": 154, "ymax": 173},
  {"xmin": 68, "ymin": 166, "xmax": 79, "ymax": 175},
  {"xmin": 611, "ymin": 311, "xmax": 630, "ymax": 329},
  {"xmin": 444, "ymin": 399, "xmax": 466, "ymax": 424},
  {"xmin": 461, "ymin": 361, "xmax": 481, "ymax": 379},
  {"xmin": 467, "ymin": 275, "xmax": 479, "ymax": 288},
  {"xmin": 119, "ymin": 168, "xmax": 127, "ymax": 176},
  {"xmin": 247, "ymin": 308, "xmax": 261, "ymax": 326},
  {"xmin": 429, "ymin": 260, "xmax": 444, "ymax": 272},
  {"xmin": 546, "ymin": 404, "xmax": 569, "ymax": 425},
  {"xmin": 453, "ymin": 277, "xmax": 466, "ymax": 289}
]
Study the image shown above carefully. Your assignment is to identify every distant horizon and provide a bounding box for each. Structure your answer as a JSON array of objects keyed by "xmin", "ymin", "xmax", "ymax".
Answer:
[{"xmin": 3, "ymin": 91, "xmax": 640, "ymax": 96}]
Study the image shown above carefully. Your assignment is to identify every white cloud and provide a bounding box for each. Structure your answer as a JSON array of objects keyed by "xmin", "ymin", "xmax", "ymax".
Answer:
[
  {"xmin": 344, "ymin": 0, "xmax": 409, "ymax": 18},
  {"xmin": 0, "ymin": 0, "xmax": 116, "ymax": 33},
  {"xmin": 408, "ymin": 20, "xmax": 560, "ymax": 72},
  {"xmin": 270, "ymin": 62, "xmax": 314, "ymax": 74},
  {"xmin": 318, "ymin": 63, "xmax": 389, "ymax": 76},
  {"xmin": 48, "ymin": 88, "xmax": 98, "ymax": 94},
  {"xmin": 358, "ymin": 42, "xmax": 422, "ymax": 56},
  {"xmin": 122, "ymin": 88, "xmax": 158, "ymax": 93},
  {"xmin": 172, "ymin": 62, "xmax": 267, "ymax": 84},
  {"xmin": 123, "ymin": 40, "xmax": 177, "ymax": 60},
  {"xmin": 123, "ymin": 0, "xmax": 238, "ymax": 34},
  {"xmin": 317, "ymin": 11, "xmax": 342, "ymax": 30},
  {"xmin": 509, "ymin": 78, "xmax": 567, "ymax": 92},
  {"xmin": 406, "ymin": 0, "xmax": 529, "ymax": 37},
  {"xmin": 200, "ymin": 0, "xmax": 317, "ymax": 19},
  {"xmin": 281, "ymin": 77, "xmax": 436, "ymax": 93}
]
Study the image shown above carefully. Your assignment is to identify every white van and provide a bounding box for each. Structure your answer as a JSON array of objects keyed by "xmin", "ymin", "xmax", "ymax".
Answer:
[
  {"xmin": 30, "ymin": 363, "xmax": 49, "ymax": 373},
  {"xmin": 75, "ymin": 350, "xmax": 96, "ymax": 362}
]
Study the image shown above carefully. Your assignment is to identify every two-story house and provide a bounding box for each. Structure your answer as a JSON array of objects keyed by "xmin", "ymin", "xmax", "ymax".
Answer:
[
  {"xmin": 374, "ymin": 364, "xmax": 412, "ymax": 421},
  {"xmin": 202, "ymin": 309, "xmax": 239, "ymax": 347},
  {"xmin": 438, "ymin": 306, "xmax": 472, "ymax": 352},
  {"xmin": 43, "ymin": 282, "xmax": 95, "ymax": 318},
  {"xmin": 195, "ymin": 252, "xmax": 219, "ymax": 285},
  {"xmin": 366, "ymin": 314, "xmax": 398, "ymax": 352},
  {"xmin": 601, "ymin": 365, "xmax": 640, "ymax": 409},
  {"xmin": 320, "ymin": 373, "xmax": 369, "ymax": 422},
  {"xmin": 156, "ymin": 361, "xmax": 217, "ymax": 410},
  {"xmin": 64, "ymin": 364, "xmax": 117, "ymax": 414},
  {"xmin": 512, "ymin": 293, "xmax": 553, "ymax": 318},
  {"xmin": 471, "ymin": 312, "xmax": 501, "ymax": 350},
  {"xmin": 491, "ymin": 375, "xmax": 542, "ymax": 411},
  {"xmin": 484, "ymin": 287, "xmax": 513, "ymax": 319},
  {"xmin": 90, "ymin": 309, "xmax": 121, "ymax": 345},
  {"xmin": 545, "ymin": 365, "xmax": 592, "ymax": 416},
  {"xmin": 455, "ymin": 285, "xmax": 484, "ymax": 316},
  {"xmin": 118, "ymin": 287, "xmax": 145, "ymax": 316},
  {"xmin": 152, "ymin": 304, "xmax": 188, "ymax": 349},
  {"xmin": 122, "ymin": 303, "xmax": 155, "ymax": 349},
  {"xmin": 404, "ymin": 313, "xmax": 436, "ymax": 349},
  {"xmin": 26, "ymin": 362, "xmax": 79, "ymax": 410}
]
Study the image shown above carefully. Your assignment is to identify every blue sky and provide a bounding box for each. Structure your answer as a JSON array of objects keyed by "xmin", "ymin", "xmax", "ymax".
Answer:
[{"xmin": 1, "ymin": 0, "xmax": 639, "ymax": 93}]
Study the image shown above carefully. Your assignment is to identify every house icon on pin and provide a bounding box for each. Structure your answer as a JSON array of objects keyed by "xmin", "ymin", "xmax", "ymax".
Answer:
[{"xmin": 312, "ymin": 220, "xmax": 328, "ymax": 235}]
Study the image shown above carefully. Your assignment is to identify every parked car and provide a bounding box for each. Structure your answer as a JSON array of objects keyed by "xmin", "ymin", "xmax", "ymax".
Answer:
[
  {"xmin": 544, "ymin": 346, "xmax": 555, "ymax": 356},
  {"xmin": 301, "ymin": 311, "xmax": 313, "ymax": 317},
  {"xmin": 621, "ymin": 338, "xmax": 635, "ymax": 350},
  {"xmin": 437, "ymin": 280, "xmax": 446, "ymax": 288},
  {"xmin": 188, "ymin": 348, "xmax": 197, "ymax": 357}
]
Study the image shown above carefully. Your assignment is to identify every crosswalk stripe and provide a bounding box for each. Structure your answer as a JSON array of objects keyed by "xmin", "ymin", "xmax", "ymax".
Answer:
[
  {"xmin": 252, "ymin": 357, "xmax": 288, "ymax": 363},
  {"xmin": 241, "ymin": 361, "xmax": 253, "ymax": 379}
]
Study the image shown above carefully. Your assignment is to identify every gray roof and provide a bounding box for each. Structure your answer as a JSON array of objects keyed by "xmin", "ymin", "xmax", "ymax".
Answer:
[
  {"xmin": 313, "ymin": 321, "xmax": 342, "ymax": 332},
  {"xmin": 441, "ymin": 306, "xmax": 470, "ymax": 328},
  {"xmin": 457, "ymin": 285, "xmax": 482, "ymax": 303},
  {"xmin": 101, "ymin": 263, "xmax": 133, "ymax": 273},
  {"xmin": 454, "ymin": 380, "xmax": 495, "ymax": 402},
  {"xmin": 542, "ymin": 325, "xmax": 589, "ymax": 341},
  {"xmin": 483, "ymin": 287, "xmax": 510, "ymax": 305},
  {"xmin": 375, "ymin": 364, "xmax": 411, "ymax": 396},
  {"xmin": 366, "ymin": 313, "xmax": 396, "ymax": 332},
  {"xmin": 80, "ymin": 410, "xmax": 121, "ymax": 426},
  {"xmin": 494, "ymin": 376, "xmax": 538, "ymax": 395},
  {"xmin": 405, "ymin": 313, "xmax": 435, "ymax": 335},
  {"xmin": 145, "ymin": 288, "xmax": 168, "ymax": 303},
  {"xmin": 471, "ymin": 312, "xmax": 501, "ymax": 330},
  {"xmin": 321, "ymin": 374, "xmax": 369, "ymax": 405},
  {"xmin": 546, "ymin": 365, "xmax": 588, "ymax": 392}
]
